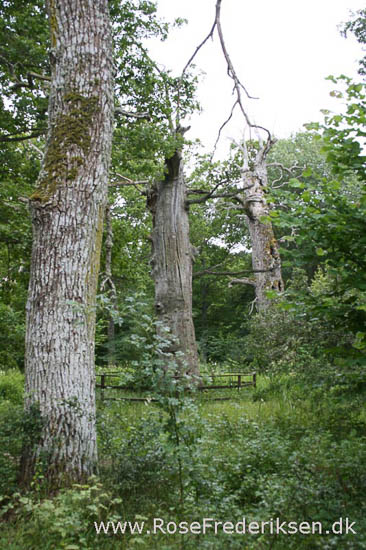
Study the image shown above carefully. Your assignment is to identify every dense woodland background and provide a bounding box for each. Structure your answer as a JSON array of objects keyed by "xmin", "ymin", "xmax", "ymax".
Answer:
[{"xmin": 0, "ymin": 1, "xmax": 365, "ymax": 549}]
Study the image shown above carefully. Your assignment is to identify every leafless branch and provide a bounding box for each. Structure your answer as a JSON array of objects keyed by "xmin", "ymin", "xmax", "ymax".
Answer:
[
  {"xmin": 212, "ymin": 101, "xmax": 237, "ymax": 153},
  {"xmin": 28, "ymin": 142, "xmax": 44, "ymax": 158},
  {"xmin": 248, "ymin": 297, "xmax": 257, "ymax": 314},
  {"xmin": 228, "ymin": 277, "xmax": 256, "ymax": 286},
  {"xmin": 194, "ymin": 267, "xmax": 274, "ymax": 278},
  {"xmin": 215, "ymin": 0, "xmax": 257, "ymax": 101},
  {"xmin": 0, "ymin": 130, "xmax": 45, "ymax": 143},
  {"xmin": 28, "ymin": 71, "xmax": 51, "ymax": 82},
  {"xmin": 115, "ymin": 107, "xmax": 150, "ymax": 119},
  {"xmin": 186, "ymin": 177, "xmax": 229, "ymax": 205},
  {"xmin": 213, "ymin": 0, "xmax": 272, "ymax": 149},
  {"xmin": 187, "ymin": 191, "xmax": 241, "ymax": 206},
  {"xmin": 181, "ymin": 19, "xmax": 217, "ymax": 76},
  {"xmin": 267, "ymin": 161, "xmax": 299, "ymax": 174},
  {"xmin": 109, "ymin": 173, "xmax": 149, "ymax": 195},
  {"xmin": 268, "ymin": 162, "xmax": 301, "ymax": 187},
  {"xmin": 175, "ymin": 14, "xmax": 218, "ymax": 124}
]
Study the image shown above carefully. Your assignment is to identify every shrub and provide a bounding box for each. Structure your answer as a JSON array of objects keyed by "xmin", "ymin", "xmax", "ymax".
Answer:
[
  {"xmin": 0, "ymin": 369, "xmax": 24, "ymax": 405},
  {"xmin": 0, "ymin": 479, "xmax": 122, "ymax": 550}
]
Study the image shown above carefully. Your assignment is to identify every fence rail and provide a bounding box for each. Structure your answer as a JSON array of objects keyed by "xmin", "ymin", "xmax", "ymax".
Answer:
[{"xmin": 96, "ymin": 371, "xmax": 256, "ymax": 402}]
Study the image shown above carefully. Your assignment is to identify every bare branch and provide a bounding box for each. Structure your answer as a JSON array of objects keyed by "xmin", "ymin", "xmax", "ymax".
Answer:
[
  {"xmin": 28, "ymin": 142, "xmax": 44, "ymax": 158},
  {"xmin": 181, "ymin": 19, "xmax": 217, "ymax": 76},
  {"xmin": 28, "ymin": 71, "xmax": 51, "ymax": 82},
  {"xmin": 187, "ymin": 191, "xmax": 241, "ymax": 205},
  {"xmin": 0, "ymin": 130, "xmax": 45, "ymax": 143},
  {"xmin": 228, "ymin": 277, "xmax": 256, "ymax": 286},
  {"xmin": 267, "ymin": 161, "xmax": 299, "ymax": 175},
  {"xmin": 109, "ymin": 173, "xmax": 149, "ymax": 195},
  {"xmin": 175, "ymin": 9, "xmax": 218, "ymax": 124},
  {"xmin": 248, "ymin": 297, "xmax": 257, "ymax": 314},
  {"xmin": 186, "ymin": 177, "xmax": 229, "ymax": 205},
  {"xmin": 194, "ymin": 268, "xmax": 274, "ymax": 278},
  {"xmin": 212, "ymin": 101, "xmax": 237, "ymax": 153},
  {"xmin": 213, "ymin": 0, "xmax": 272, "ymax": 149},
  {"xmin": 215, "ymin": 0, "xmax": 257, "ymax": 100},
  {"xmin": 115, "ymin": 107, "xmax": 150, "ymax": 119},
  {"xmin": 267, "ymin": 161, "xmax": 301, "ymax": 188}
]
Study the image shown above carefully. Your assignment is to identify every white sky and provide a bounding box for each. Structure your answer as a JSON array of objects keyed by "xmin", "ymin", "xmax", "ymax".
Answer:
[{"xmin": 147, "ymin": 0, "xmax": 364, "ymax": 153}]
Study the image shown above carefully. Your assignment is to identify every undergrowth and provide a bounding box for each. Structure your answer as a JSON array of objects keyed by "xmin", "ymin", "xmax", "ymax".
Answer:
[{"xmin": 0, "ymin": 368, "xmax": 365, "ymax": 549}]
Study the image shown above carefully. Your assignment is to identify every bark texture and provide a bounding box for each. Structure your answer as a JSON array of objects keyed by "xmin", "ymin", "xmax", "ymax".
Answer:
[
  {"xmin": 147, "ymin": 150, "xmax": 199, "ymax": 377},
  {"xmin": 101, "ymin": 204, "xmax": 117, "ymax": 366},
  {"xmin": 21, "ymin": 0, "xmax": 114, "ymax": 486},
  {"xmin": 241, "ymin": 146, "xmax": 283, "ymax": 310}
]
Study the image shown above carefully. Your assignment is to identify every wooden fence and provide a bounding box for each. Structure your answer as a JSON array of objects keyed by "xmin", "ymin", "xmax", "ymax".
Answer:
[{"xmin": 96, "ymin": 371, "xmax": 256, "ymax": 402}]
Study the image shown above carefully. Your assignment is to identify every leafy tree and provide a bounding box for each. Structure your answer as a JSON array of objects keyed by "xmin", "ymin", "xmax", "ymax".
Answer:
[{"xmin": 306, "ymin": 77, "xmax": 366, "ymax": 181}]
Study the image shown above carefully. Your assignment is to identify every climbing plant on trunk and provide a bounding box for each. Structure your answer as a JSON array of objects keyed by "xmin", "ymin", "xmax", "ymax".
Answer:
[{"xmin": 21, "ymin": 0, "xmax": 114, "ymax": 487}]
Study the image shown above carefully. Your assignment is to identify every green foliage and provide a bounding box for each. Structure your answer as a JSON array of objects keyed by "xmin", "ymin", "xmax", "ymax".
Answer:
[
  {"xmin": 0, "ymin": 370, "xmax": 44, "ymax": 498},
  {"xmin": 96, "ymin": 292, "xmax": 155, "ymax": 366},
  {"xmin": 0, "ymin": 402, "xmax": 23, "ymax": 495},
  {"xmin": 0, "ymin": 305, "xmax": 25, "ymax": 370},
  {"xmin": 0, "ymin": 479, "xmax": 122, "ymax": 550},
  {"xmin": 269, "ymin": 129, "xmax": 366, "ymax": 356},
  {"xmin": 0, "ymin": 369, "xmax": 23, "ymax": 403},
  {"xmin": 306, "ymin": 77, "xmax": 366, "ymax": 180},
  {"xmin": 0, "ymin": 0, "xmax": 49, "ymax": 140},
  {"xmin": 0, "ymin": 142, "xmax": 37, "ymax": 371},
  {"xmin": 93, "ymin": 382, "xmax": 366, "ymax": 549}
]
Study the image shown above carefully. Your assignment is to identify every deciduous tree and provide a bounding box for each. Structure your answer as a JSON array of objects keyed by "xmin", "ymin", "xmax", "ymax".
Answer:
[{"xmin": 21, "ymin": 0, "xmax": 114, "ymax": 486}]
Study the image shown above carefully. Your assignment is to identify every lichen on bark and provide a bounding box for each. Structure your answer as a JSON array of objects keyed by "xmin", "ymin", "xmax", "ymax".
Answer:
[
  {"xmin": 31, "ymin": 91, "xmax": 99, "ymax": 203},
  {"xmin": 48, "ymin": 0, "xmax": 58, "ymax": 48}
]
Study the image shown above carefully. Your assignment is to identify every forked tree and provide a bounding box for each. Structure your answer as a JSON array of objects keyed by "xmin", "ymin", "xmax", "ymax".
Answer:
[
  {"xmin": 21, "ymin": 0, "xmax": 114, "ymax": 486},
  {"xmin": 194, "ymin": 0, "xmax": 283, "ymax": 311}
]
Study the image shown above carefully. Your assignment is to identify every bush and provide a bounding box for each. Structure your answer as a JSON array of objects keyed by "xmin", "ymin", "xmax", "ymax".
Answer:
[
  {"xmin": 0, "ymin": 304, "xmax": 25, "ymax": 370},
  {"xmin": 0, "ymin": 369, "xmax": 24, "ymax": 405},
  {"xmin": 0, "ymin": 479, "xmax": 122, "ymax": 550},
  {"xmin": 0, "ymin": 402, "xmax": 24, "ymax": 495}
]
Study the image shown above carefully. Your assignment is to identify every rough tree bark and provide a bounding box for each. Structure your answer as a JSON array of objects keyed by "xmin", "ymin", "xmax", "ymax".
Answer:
[
  {"xmin": 147, "ymin": 148, "xmax": 199, "ymax": 377},
  {"xmin": 239, "ymin": 142, "xmax": 284, "ymax": 310},
  {"xmin": 21, "ymin": 0, "xmax": 114, "ymax": 486}
]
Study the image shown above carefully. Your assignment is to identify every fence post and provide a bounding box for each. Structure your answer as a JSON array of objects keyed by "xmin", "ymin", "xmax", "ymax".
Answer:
[
  {"xmin": 253, "ymin": 372, "xmax": 257, "ymax": 388},
  {"xmin": 238, "ymin": 374, "xmax": 241, "ymax": 390}
]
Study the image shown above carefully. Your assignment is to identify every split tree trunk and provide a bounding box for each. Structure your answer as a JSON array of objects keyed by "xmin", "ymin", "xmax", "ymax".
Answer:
[
  {"xmin": 147, "ymin": 149, "xmax": 199, "ymax": 377},
  {"xmin": 21, "ymin": 0, "xmax": 114, "ymax": 487},
  {"xmin": 240, "ymin": 145, "xmax": 283, "ymax": 310}
]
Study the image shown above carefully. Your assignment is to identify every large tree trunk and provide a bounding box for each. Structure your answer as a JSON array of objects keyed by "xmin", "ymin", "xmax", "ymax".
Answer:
[
  {"xmin": 21, "ymin": 0, "xmax": 114, "ymax": 487},
  {"xmin": 241, "ymin": 145, "xmax": 283, "ymax": 310},
  {"xmin": 147, "ymin": 149, "xmax": 199, "ymax": 377}
]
